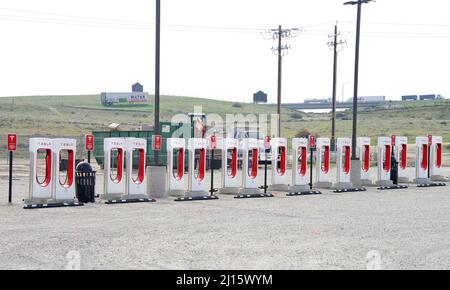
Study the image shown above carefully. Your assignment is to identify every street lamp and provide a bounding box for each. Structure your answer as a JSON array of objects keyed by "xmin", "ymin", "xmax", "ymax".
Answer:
[{"xmin": 343, "ymin": 0, "xmax": 374, "ymax": 187}]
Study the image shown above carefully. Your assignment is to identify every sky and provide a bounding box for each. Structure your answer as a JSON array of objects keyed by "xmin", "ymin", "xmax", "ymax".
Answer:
[{"xmin": 0, "ymin": 0, "xmax": 449, "ymax": 103}]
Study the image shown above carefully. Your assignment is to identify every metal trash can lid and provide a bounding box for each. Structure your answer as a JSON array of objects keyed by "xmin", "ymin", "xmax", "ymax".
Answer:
[{"xmin": 76, "ymin": 161, "xmax": 94, "ymax": 172}]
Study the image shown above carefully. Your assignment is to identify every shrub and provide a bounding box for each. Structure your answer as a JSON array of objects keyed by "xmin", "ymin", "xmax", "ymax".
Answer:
[
  {"xmin": 295, "ymin": 128, "xmax": 311, "ymax": 138},
  {"xmin": 290, "ymin": 112, "xmax": 303, "ymax": 120},
  {"xmin": 232, "ymin": 103, "xmax": 243, "ymax": 108}
]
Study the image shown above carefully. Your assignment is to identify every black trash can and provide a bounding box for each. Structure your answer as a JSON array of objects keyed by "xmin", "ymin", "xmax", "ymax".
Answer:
[
  {"xmin": 390, "ymin": 155, "xmax": 399, "ymax": 185},
  {"xmin": 75, "ymin": 161, "xmax": 96, "ymax": 203}
]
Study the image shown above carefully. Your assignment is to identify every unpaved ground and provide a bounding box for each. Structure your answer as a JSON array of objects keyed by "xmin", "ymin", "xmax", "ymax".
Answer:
[{"xmin": 0, "ymin": 160, "xmax": 449, "ymax": 270}]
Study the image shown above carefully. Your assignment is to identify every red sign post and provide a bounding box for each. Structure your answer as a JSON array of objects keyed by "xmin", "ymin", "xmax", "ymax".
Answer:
[
  {"xmin": 391, "ymin": 135, "xmax": 396, "ymax": 147},
  {"xmin": 210, "ymin": 135, "xmax": 217, "ymax": 150},
  {"xmin": 85, "ymin": 134, "xmax": 95, "ymax": 151},
  {"xmin": 428, "ymin": 135, "xmax": 433, "ymax": 146},
  {"xmin": 265, "ymin": 136, "xmax": 271, "ymax": 150},
  {"xmin": 153, "ymin": 135, "xmax": 162, "ymax": 151},
  {"xmin": 309, "ymin": 135, "xmax": 316, "ymax": 149},
  {"xmin": 7, "ymin": 134, "xmax": 17, "ymax": 204},
  {"xmin": 7, "ymin": 134, "xmax": 17, "ymax": 151}
]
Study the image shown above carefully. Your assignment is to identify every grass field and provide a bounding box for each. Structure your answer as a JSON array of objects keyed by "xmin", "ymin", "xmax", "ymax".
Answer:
[{"xmin": 0, "ymin": 94, "xmax": 449, "ymax": 154}]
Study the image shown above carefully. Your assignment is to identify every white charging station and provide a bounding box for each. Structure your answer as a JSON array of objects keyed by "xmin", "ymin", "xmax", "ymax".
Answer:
[
  {"xmin": 269, "ymin": 138, "xmax": 289, "ymax": 192},
  {"xmin": 289, "ymin": 138, "xmax": 310, "ymax": 194},
  {"xmin": 414, "ymin": 136, "xmax": 430, "ymax": 185},
  {"xmin": 52, "ymin": 139, "xmax": 77, "ymax": 201},
  {"xmin": 430, "ymin": 136, "xmax": 446, "ymax": 181},
  {"xmin": 166, "ymin": 138, "xmax": 187, "ymax": 195},
  {"xmin": 26, "ymin": 138, "xmax": 54, "ymax": 204},
  {"xmin": 237, "ymin": 138, "xmax": 271, "ymax": 198},
  {"xmin": 314, "ymin": 138, "xmax": 332, "ymax": 188},
  {"xmin": 357, "ymin": 137, "xmax": 373, "ymax": 186},
  {"xmin": 123, "ymin": 138, "xmax": 154, "ymax": 203},
  {"xmin": 376, "ymin": 137, "xmax": 393, "ymax": 187},
  {"xmin": 186, "ymin": 138, "xmax": 208, "ymax": 197},
  {"xmin": 102, "ymin": 138, "xmax": 126, "ymax": 201},
  {"xmin": 394, "ymin": 136, "xmax": 409, "ymax": 183},
  {"xmin": 24, "ymin": 138, "xmax": 83, "ymax": 209},
  {"xmin": 334, "ymin": 138, "xmax": 354, "ymax": 190},
  {"xmin": 219, "ymin": 138, "xmax": 240, "ymax": 194}
]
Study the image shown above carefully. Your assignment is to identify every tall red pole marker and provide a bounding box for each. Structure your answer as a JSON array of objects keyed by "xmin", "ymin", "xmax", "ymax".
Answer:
[
  {"xmin": 85, "ymin": 134, "xmax": 94, "ymax": 164},
  {"xmin": 7, "ymin": 134, "xmax": 17, "ymax": 204}
]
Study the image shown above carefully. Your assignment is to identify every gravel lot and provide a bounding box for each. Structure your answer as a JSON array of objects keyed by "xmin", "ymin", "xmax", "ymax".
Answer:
[{"xmin": 0, "ymin": 162, "xmax": 449, "ymax": 270}]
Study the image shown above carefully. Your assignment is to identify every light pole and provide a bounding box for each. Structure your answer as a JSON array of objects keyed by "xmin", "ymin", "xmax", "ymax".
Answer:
[
  {"xmin": 343, "ymin": 0, "xmax": 373, "ymax": 187},
  {"xmin": 154, "ymin": 0, "xmax": 161, "ymax": 165}
]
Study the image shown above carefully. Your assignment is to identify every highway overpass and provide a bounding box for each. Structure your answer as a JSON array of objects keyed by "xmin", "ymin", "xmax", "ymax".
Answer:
[{"xmin": 282, "ymin": 101, "xmax": 392, "ymax": 110}]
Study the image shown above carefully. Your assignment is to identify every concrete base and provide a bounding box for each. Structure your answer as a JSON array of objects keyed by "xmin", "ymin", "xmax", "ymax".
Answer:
[
  {"xmin": 23, "ymin": 198, "xmax": 50, "ymax": 206},
  {"xmin": 218, "ymin": 187, "xmax": 240, "ymax": 195},
  {"xmin": 101, "ymin": 193, "xmax": 123, "ymax": 201},
  {"xmin": 268, "ymin": 184, "xmax": 290, "ymax": 192},
  {"xmin": 238, "ymin": 188, "xmax": 263, "ymax": 195},
  {"xmin": 361, "ymin": 179, "xmax": 374, "ymax": 186},
  {"xmin": 414, "ymin": 178, "xmax": 432, "ymax": 185},
  {"xmin": 185, "ymin": 191, "xmax": 210, "ymax": 198},
  {"xmin": 314, "ymin": 182, "xmax": 333, "ymax": 189},
  {"xmin": 333, "ymin": 182, "xmax": 354, "ymax": 190},
  {"xmin": 431, "ymin": 175, "xmax": 448, "ymax": 182},
  {"xmin": 350, "ymin": 160, "xmax": 363, "ymax": 188},
  {"xmin": 376, "ymin": 180, "xmax": 393, "ymax": 187},
  {"xmin": 288, "ymin": 185, "xmax": 311, "ymax": 194},
  {"xmin": 147, "ymin": 166, "xmax": 167, "ymax": 199},
  {"xmin": 398, "ymin": 177, "xmax": 410, "ymax": 183}
]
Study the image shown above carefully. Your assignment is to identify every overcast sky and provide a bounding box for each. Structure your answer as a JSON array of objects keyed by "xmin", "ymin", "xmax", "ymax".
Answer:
[{"xmin": 0, "ymin": 0, "xmax": 449, "ymax": 103}]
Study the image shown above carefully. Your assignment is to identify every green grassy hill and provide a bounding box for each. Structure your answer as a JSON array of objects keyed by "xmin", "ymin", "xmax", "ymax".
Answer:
[{"xmin": 0, "ymin": 94, "xmax": 449, "ymax": 148}]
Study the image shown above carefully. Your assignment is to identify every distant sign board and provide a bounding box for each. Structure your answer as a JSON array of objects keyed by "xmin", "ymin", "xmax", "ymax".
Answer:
[
  {"xmin": 7, "ymin": 134, "xmax": 17, "ymax": 151},
  {"xmin": 253, "ymin": 91, "xmax": 268, "ymax": 104}
]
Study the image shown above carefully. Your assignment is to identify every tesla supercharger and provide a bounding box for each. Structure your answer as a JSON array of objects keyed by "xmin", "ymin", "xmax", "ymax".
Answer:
[
  {"xmin": 25, "ymin": 138, "xmax": 54, "ymax": 205},
  {"xmin": 219, "ymin": 138, "xmax": 240, "ymax": 194},
  {"xmin": 125, "ymin": 138, "xmax": 151, "ymax": 200},
  {"xmin": 357, "ymin": 137, "xmax": 373, "ymax": 186},
  {"xmin": 52, "ymin": 139, "xmax": 77, "ymax": 202},
  {"xmin": 186, "ymin": 138, "xmax": 208, "ymax": 197},
  {"xmin": 415, "ymin": 137, "xmax": 430, "ymax": 184},
  {"xmin": 394, "ymin": 136, "xmax": 409, "ymax": 183},
  {"xmin": 103, "ymin": 138, "xmax": 126, "ymax": 201},
  {"xmin": 376, "ymin": 137, "xmax": 393, "ymax": 187},
  {"xmin": 314, "ymin": 138, "xmax": 332, "ymax": 188},
  {"xmin": 238, "ymin": 138, "xmax": 263, "ymax": 196},
  {"xmin": 269, "ymin": 138, "xmax": 289, "ymax": 191},
  {"xmin": 430, "ymin": 136, "xmax": 446, "ymax": 181},
  {"xmin": 166, "ymin": 138, "xmax": 186, "ymax": 195},
  {"xmin": 289, "ymin": 138, "xmax": 310, "ymax": 194},
  {"xmin": 334, "ymin": 138, "xmax": 353, "ymax": 189}
]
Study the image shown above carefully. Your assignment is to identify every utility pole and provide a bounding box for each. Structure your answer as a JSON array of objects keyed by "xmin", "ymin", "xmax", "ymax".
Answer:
[
  {"xmin": 328, "ymin": 23, "xmax": 346, "ymax": 151},
  {"xmin": 277, "ymin": 25, "xmax": 282, "ymax": 138},
  {"xmin": 262, "ymin": 26, "xmax": 301, "ymax": 137},
  {"xmin": 344, "ymin": 0, "xmax": 374, "ymax": 187},
  {"xmin": 154, "ymin": 0, "xmax": 161, "ymax": 165}
]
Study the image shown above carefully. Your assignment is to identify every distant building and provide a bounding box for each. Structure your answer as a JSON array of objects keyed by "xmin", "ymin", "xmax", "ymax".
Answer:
[
  {"xmin": 253, "ymin": 91, "xmax": 268, "ymax": 104},
  {"xmin": 419, "ymin": 94, "xmax": 436, "ymax": 101},
  {"xmin": 132, "ymin": 83, "xmax": 144, "ymax": 93},
  {"xmin": 402, "ymin": 95, "xmax": 418, "ymax": 101}
]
